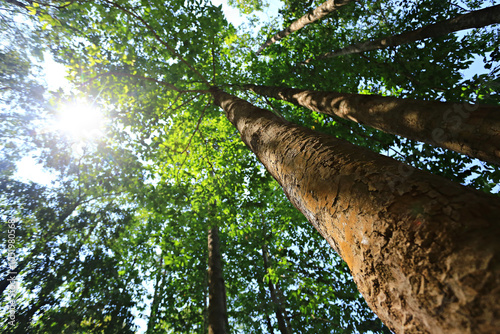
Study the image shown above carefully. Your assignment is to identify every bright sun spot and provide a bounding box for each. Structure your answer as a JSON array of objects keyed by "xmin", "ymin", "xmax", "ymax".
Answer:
[{"xmin": 56, "ymin": 102, "xmax": 105, "ymax": 139}]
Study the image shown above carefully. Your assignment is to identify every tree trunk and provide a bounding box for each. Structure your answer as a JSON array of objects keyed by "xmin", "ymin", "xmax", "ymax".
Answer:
[
  {"xmin": 208, "ymin": 225, "xmax": 229, "ymax": 334},
  {"xmin": 241, "ymin": 83, "xmax": 500, "ymax": 166},
  {"xmin": 146, "ymin": 258, "xmax": 163, "ymax": 334},
  {"xmin": 211, "ymin": 87, "xmax": 500, "ymax": 334},
  {"xmin": 262, "ymin": 245, "xmax": 291, "ymax": 334},
  {"xmin": 256, "ymin": 0, "xmax": 354, "ymax": 55},
  {"xmin": 302, "ymin": 4, "xmax": 500, "ymax": 63}
]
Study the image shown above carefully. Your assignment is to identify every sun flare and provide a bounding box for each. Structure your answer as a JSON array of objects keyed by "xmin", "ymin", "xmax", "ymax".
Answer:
[{"xmin": 56, "ymin": 103, "xmax": 105, "ymax": 139}]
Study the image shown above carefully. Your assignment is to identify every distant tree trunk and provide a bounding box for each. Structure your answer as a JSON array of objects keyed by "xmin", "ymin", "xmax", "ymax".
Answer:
[
  {"xmin": 146, "ymin": 258, "xmax": 164, "ymax": 334},
  {"xmin": 302, "ymin": 4, "xmax": 500, "ymax": 63},
  {"xmin": 211, "ymin": 87, "xmax": 500, "ymax": 334},
  {"xmin": 255, "ymin": 0, "xmax": 354, "ymax": 55},
  {"xmin": 240, "ymin": 83, "xmax": 500, "ymax": 166},
  {"xmin": 265, "ymin": 314, "xmax": 274, "ymax": 333},
  {"xmin": 262, "ymin": 245, "xmax": 291, "ymax": 334},
  {"xmin": 208, "ymin": 225, "xmax": 229, "ymax": 334}
]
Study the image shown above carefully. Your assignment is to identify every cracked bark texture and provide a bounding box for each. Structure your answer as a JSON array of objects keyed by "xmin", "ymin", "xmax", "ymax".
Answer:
[
  {"xmin": 208, "ymin": 225, "xmax": 229, "ymax": 334},
  {"xmin": 212, "ymin": 88, "xmax": 500, "ymax": 334},
  {"xmin": 243, "ymin": 84, "xmax": 500, "ymax": 166},
  {"xmin": 302, "ymin": 4, "xmax": 500, "ymax": 63},
  {"xmin": 255, "ymin": 0, "xmax": 354, "ymax": 55}
]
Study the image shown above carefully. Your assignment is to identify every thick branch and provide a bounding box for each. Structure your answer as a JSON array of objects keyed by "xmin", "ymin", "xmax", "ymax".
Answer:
[
  {"xmin": 302, "ymin": 4, "xmax": 500, "ymax": 63},
  {"xmin": 256, "ymin": 0, "xmax": 354, "ymax": 55},
  {"xmin": 241, "ymin": 83, "xmax": 500, "ymax": 166}
]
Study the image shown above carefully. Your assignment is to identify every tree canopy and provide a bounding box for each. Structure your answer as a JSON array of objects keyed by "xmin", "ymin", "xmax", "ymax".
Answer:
[{"xmin": 1, "ymin": 0, "xmax": 499, "ymax": 332}]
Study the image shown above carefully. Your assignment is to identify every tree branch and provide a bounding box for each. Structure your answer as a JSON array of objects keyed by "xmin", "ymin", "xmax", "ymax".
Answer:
[
  {"xmin": 80, "ymin": 71, "xmax": 209, "ymax": 93},
  {"xmin": 255, "ymin": 0, "xmax": 354, "ymax": 55},
  {"xmin": 101, "ymin": 0, "xmax": 210, "ymax": 85},
  {"xmin": 301, "ymin": 4, "xmax": 500, "ymax": 64}
]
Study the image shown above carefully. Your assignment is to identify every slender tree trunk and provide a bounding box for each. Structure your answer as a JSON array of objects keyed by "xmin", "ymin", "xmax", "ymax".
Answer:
[
  {"xmin": 256, "ymin": 0, "xmax": 354, "ymax": 55},
  {"xmin": 265, "ymin": 314, "xmax": 274, "ymax": 334},
  {"xmin": 208, "ymin": 225, "xmax": 229, "ymax": 334},
  {"xmin": 146, "ymin": 258, "xmax": 163, "ymax": 334},
  {"xmin": 211, "ymin": 87, "xmax": 500, "ymax": 334},
  {"xmin": 241, "ymin": 83, "xmax": 500, "ymax": 166},
  {"xmin": 203, "ymin": 266, "xmax": 209, "ymax": 334},
  {"xmin": 302, "ymin": 4, "xmax": 500, "ymax": 63},
  {"xmin": 262, "ymin": 245, "xmax": 291, "ymax": 334}
]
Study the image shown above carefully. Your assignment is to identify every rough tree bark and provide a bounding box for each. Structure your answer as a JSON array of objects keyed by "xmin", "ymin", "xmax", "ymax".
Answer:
[
  {"xmin": 211, "ymin": 87, "xmax": 500, "ymax": 334},
  {"xmin": 208, "ymin": 225, "xmax": 229, "ymax": 334},
  {"xmin": 302, "ymin": 4, "xmax": 500, "ymax": 63},
  {"xmin": 241, "ymin": 83, "xmax": 500, "ymax": 166},
  {"xmin": 262, "ymin": 245, "xmax": 291, "ymax": 334},
  {"xmin": 255, "ymin": 0, "xmax": 354, "ymax": 55}
]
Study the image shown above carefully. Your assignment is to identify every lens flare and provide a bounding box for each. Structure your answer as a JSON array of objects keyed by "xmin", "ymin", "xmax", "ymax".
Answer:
[{"xmin": 56, "ymin": 103, "xmax": 104, "ymax": 139}]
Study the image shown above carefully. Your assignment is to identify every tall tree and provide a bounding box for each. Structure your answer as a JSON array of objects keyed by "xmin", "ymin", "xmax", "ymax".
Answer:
[
  {"xmin": 208, "ymin": 224, "xmax": 230, "ymax": 334},
  {"xmin": 211, "ymin": 87, "xmax": 500, "ymax": 333}
]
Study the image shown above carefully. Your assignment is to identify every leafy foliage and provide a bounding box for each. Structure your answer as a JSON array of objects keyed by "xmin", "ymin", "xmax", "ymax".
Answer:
[{"xmin": 0, "ymin": 0, "xmax": 498, "ymax": 333}]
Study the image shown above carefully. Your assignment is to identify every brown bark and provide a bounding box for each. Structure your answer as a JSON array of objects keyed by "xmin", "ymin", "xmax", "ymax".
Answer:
[
  {"xmin": 242, "ymin": 84, "xmax": 500, "ymax": 166},
  {"xmin": 255, "ymin": 0, "xmax": 354, "ymax": 55},
  {"xmin": 262, "ymin": 245, "xmax": 291, "ymax": 334},
  {"xmin": 302, "ymin": 4, "xmax": 500, "ymax": 63},
  {"xmin": 208, "ymin": 225, "xmax": 229, "ymax": 334},
  {"xmin": 211, "ymin": 87, "xmax": 500, "ymax": 334}
]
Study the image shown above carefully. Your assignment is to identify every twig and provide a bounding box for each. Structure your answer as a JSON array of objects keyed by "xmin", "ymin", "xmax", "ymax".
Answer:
[
  {"xmin": 169, "ymin": 92, "xmax": 203, "ymax": 113},
  {"xmin": 80, "ymin": 71, "xmax": 209, "ymax": 93},
  {"xmin": 198, "ymin": 127, "xmax": 218, "ymax": 175},
  {"xmin": 175, "ymin": 97, "xmax": 209, "ymax": 182},
  {"xmin": 181, "ymin": 102, "xmax": 208, "ymax": 154},
  {"xmin": 211, "ymin": 36, "xmax": 217, "ymax": 85},
  {"xmin": 262, "ymin": 95, "xmax": 286, "ymax": 120}
]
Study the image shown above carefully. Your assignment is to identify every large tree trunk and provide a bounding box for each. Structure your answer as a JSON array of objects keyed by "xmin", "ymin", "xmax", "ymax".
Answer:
[
  {"xmin": 302, "ymin": 4, "xmax": 500, "ymax": 63},
  {"xmin": 208, "ymin": 225, "xmax": 229, "ymax": 334},
  {"xmin": 262, "ymin": 245, "xmax": 291, "ymax": 334},
  {"xmin": 241, "ymin": 83, "xmax": 500, "ymax": 166},
  {"xmin": 255, "ymin": 0, "xmax": 354, "ymax": 55},
  {"xmin": 211, "ymin": 87, "xmax": 500, "ymax": 334}
]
